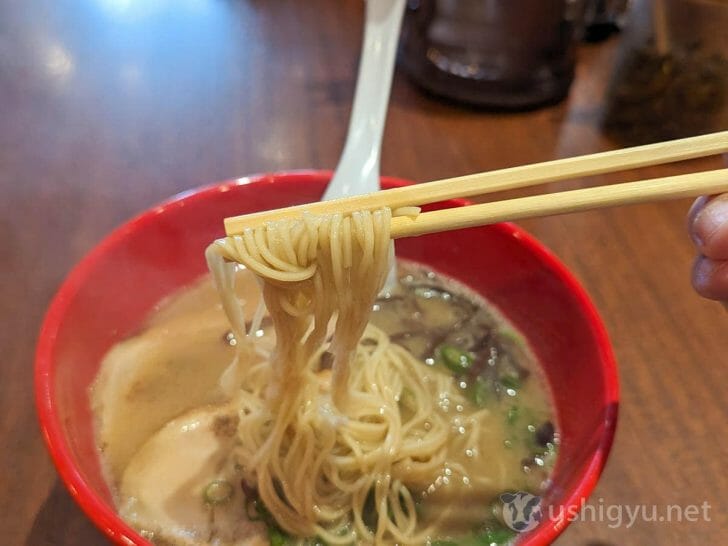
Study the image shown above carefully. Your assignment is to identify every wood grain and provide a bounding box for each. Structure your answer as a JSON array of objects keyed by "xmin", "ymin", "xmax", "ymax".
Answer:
[{"xmin": 0, "ymin": 1, "xmax": 725, "ymax": 545}]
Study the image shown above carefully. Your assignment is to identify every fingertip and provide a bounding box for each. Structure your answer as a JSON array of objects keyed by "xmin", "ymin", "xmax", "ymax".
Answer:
[
  {"xmin": 692, "ymin": 255, "xmax": 728, "ymax": 301},
  {"xmin": 687, "ymin": 196, "xmax": 709, "ymax": 238},
  {"xmin": 691, "ymin": 194, "xmax": 728, "ymax": 259}
]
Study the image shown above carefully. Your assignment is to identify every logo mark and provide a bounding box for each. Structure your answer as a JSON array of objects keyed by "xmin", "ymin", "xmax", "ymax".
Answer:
[{"xmin": 500, "ymin": 491, "xmax": 542, "ymax": 532}]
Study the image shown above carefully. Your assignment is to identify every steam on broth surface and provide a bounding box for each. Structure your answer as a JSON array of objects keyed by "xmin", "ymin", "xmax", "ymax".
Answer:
[{"xmin": 92, "ymin": 209, "xmax": 558, "ymax": 546}]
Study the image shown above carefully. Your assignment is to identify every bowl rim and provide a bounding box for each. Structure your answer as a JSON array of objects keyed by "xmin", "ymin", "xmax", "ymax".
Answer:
[{"xmin": 34, "ymin": 170, "xmax": 619, "ymax": 546}]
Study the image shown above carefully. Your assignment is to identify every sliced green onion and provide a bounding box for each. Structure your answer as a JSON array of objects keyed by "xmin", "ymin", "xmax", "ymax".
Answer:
[
  {"xmin": 438, "ymin": 344, "xmax": 474, "ymax": 373},
  {"xmin": 268, "ymin": 528, "xmax": 289, "ymax": 546},
  {"xmin": 203, "ymin": 480, "xmax": 234, "ymax": 505},
  {"xmin": 477, "ymin": 525, "xmax": 517, "ymax": 545},
  {"xmin": 499, "ymin": 372, "xmax": 521, "ymax": 391},
  {"xmin": 469, "ymin": 376, "xmax": 491, "ymax": 407},
  {"xmin": 432, "ymin": 524, "xmax": 516, "ymax": 546}
]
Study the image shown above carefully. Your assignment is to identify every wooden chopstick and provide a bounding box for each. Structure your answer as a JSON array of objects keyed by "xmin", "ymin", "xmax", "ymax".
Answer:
[
  {"xmin": 390, "ymin": 168, "xmax": 728, "ymax": 238},
  {"xmin": 224, "ymin": 131, "xmax": 728, "ymax": 235}
]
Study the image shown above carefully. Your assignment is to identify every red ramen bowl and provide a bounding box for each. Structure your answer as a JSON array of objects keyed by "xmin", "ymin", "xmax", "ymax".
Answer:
[{"xmin": 35, "ymin": 172, "xmax": 618, "ymax": 545}]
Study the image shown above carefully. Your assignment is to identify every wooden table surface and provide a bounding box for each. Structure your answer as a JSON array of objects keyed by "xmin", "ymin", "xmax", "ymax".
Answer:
[{"xmin": 1, "ymin": 1, "xmax": 725, "ymax": 545}]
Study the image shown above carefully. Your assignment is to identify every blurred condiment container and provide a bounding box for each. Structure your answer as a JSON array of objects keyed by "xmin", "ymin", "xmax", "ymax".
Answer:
[
  {"xmin": 602, "ymin": 0, "xmax": 728, "ymax": 144},
  {"xmin": 398, "ymin": 0, "xmax": 586, "ymax": 109}
]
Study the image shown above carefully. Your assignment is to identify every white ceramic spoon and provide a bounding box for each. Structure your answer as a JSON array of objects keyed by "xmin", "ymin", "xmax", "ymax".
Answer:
[
  {"xmin": 323, "ymin": 0, "xmax": 406, "ymax": 201},
  {"xmin": 323, "ymin": 0, "xmax": 406, "ymax": 292}
]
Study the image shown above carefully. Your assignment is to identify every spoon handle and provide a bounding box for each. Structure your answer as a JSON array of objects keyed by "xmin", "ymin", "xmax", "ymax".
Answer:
[{"xmin": 323, "ymin": 0, "xmax": 406, "ymax": 201}]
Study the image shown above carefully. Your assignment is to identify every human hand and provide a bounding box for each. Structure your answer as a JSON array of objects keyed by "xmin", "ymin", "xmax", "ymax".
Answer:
[{"xmin": 688, "ymin": 194, "xmax": 728, "ymax": 302}]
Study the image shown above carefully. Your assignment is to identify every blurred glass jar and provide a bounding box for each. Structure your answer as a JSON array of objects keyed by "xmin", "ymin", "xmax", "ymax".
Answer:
[
  {"xmin": 398, "ymin": 0, "xmax": 585, "ymax": 109},
  {"xmin": 583, "ymin": 0, "xmax": 630, "ymax": 42},
  {"xmin": 602, "ymin": 0, "xmax": 728, "ymax": 144}
]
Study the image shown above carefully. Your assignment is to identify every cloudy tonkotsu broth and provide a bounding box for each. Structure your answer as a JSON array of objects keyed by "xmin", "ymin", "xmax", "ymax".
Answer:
[{"xmin": 91, "ymin": 260, "xmax": 557, "ymax": 546}]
